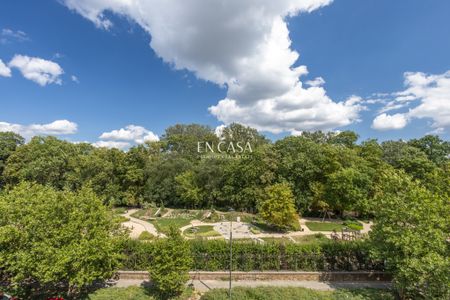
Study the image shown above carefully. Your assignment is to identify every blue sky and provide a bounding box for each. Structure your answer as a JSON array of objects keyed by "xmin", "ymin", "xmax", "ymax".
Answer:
[{"xmin": 1, "ymin": 0, "xmax": 449, "ymax": 147}]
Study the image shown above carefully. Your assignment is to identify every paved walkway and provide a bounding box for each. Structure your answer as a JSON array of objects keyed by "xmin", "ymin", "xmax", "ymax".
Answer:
[
  {"xmin": 124, "ymin": 209, "xmax": 373, "ymax": 241},
  {"xmin": 179, "ymin": 218, "xmax": 373, "ymax": 241},
  {"xmin": 115, "ymin": 279, "xmax": 390, "ymax": 291},
  {"xmin": 121, "ymin": 209, "xmax": 166, "ymax": 238}
]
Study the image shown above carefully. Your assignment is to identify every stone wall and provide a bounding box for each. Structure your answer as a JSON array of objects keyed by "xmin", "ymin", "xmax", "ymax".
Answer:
[{"xmin": 117, "ymin": 271, "xmax": 391, "ymax": 282}]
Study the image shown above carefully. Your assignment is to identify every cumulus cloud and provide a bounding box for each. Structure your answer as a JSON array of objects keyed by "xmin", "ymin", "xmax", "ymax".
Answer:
[
  {"xmin": 373, "ymin": 71, "xmax": 450, "ymax": 133},
  {"xmin": 0, "ymin": 120, "xmax": 78, "ymax": 138},
  {"xmin": 0, "ymin": 59, "xmax": 11, "ymax": 77},
  {"xmin": 306, "ymin": 77, "xmax": 325, "ymax": 87},
  {"xmin": 92, "ymin": 140, "xmax": 131, "ymax": 150},
  {"xmin": 8, "ymin": 55, "xmax": 64, "ymax": 86},
  {"xmin": 99, "ymin": 125, "xmax": 159, "ymax": 144},
  {"xmin": 371, "ymin": 113, "xmax": 408, "ymax": 131},
  {"xmin": 61, "ymin": 0, "xmax": 367, "ymax": 133}
]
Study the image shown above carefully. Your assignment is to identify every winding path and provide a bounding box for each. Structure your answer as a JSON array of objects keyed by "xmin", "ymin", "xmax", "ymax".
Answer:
[{"xmin": 121, "ymin": 209, "xmax": 166, "ymax": 238}]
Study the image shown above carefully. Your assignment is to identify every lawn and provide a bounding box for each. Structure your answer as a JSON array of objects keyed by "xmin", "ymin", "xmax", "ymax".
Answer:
[
  {"xmin": 200, "ymin": 287, "xmax": 395, "ymax": 300},
  {"xmin": 131, "ymin": 208, "xmax": 156, "ymax": 219},
  {"xmin": 184, "ymin": 225, "xmax": 221, "ymax": 237},
  {"xmin": 291, "ymin": 233, "xmax": 330, "ymax": 244},
  {"xmin": 151, "ymin": 218, "xmax": 193, "ymax": 234},
  {"xmin": 86, "ymin": 286, "xmax": 194, "ymax": 300},
  {"xmin": 305, "ymin": 221, "xmax": 346, "ymax": 232}
]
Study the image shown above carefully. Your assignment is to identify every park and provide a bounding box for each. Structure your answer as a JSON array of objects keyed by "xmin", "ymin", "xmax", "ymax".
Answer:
[{"xmin": 0, "ymin": 127, "xmax": 448, "ymax": 300}]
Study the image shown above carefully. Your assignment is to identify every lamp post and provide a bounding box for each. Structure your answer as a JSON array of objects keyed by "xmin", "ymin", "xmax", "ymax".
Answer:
[{"xmin": 228, "ymin": 208, "xmax": 234, "ymax": 299}]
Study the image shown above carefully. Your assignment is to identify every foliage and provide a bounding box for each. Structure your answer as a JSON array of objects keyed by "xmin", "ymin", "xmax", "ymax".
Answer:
[
  {"xmin": 121, "ymin": 239, "xmax": 384, "ymax": 272},
  {"xmin": 369, "ymin": 169, "xmax": 450, "ymax": 299},
  {"xmin": 148, "ymin": 227, "xmax": 193, "ymax": 298},
  {"xmin": 138, "ymin": 231, "xmax": 155, "ymax": 241},
  {"xmin": 305, "ymin": 222, "xmax": 346, "ymax": 232},
  {"xmin": 257, "ymin": 183, "xmax": 299, "ymax": 231},
  {"xmin": 0, "ymin": 183, "xmax": 126, "ymax": 299},
  {"xmin": 0, "ymin": 131, "xmax": 24, "ymax": 188},
  {"xmin": 200, "ymin": 287, "xmax": 395, "ymax": 300}
]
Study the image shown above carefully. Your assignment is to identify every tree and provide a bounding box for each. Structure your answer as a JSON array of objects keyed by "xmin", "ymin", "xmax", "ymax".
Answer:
[
  {"xmin": 324, "ymin": 167, "xmax": 372, "ymax": 215},
  {"xmin": 3, "ymin": 136, "xmax": 78, "ymax": 189},
  {"xmin": 0, "ymin": 132, "xmax": 24, "ymax": 188},
  {"xmin": 0, "ymin": 183, "xmax": 125, "ymax": 298},
  {"xmin": 70, "ymin": 147, "xmax": 129, "ymax": 205},
  {"xmin": 408, "ymin": 135, "xmax": 450, "ymax": 166},
  {"xmin": 328, "ymin": 130, "xmax": 359, "ymax": 147},
  {"xmin": 219, "ymin": 123, "xmax": 269, "ymax": 148},
  {"xmin": 381, "ymin": 141, "xmax": 436, "ymax": 181},
  {"xmin": 175, "ymin": 170, "xmax": 202, "ymax": 208},
  {"xmin": 221, "ymin": 145, "xmax": 276, "ymax": 211},
  {"xmin": 149, "ymin": 227, "xmax": 192, "ymax": 298},
  {"xmin": 257, "ymin": 183, "xmax": 299, "ymax": 231},
  {"xmin": 162, "ymin": 123, "xmax": 218, "ymax": 159},
  {"xmin": 369, "ymin": 170, "xmax": 450, "ymax": 299}
]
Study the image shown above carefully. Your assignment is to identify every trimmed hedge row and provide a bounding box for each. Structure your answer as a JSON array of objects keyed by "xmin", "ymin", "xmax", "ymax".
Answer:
[{"xmin": 121, "ymin": 239, "xmax": 384, "ymax": 272}]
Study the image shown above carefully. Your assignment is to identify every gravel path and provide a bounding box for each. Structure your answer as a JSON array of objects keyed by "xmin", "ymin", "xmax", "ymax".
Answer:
[{"xmin": 121, "ymin": 209, "xmax": 166, "ymax": 238}]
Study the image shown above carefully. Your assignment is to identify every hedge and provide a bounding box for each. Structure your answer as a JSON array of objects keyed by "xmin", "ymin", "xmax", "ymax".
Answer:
[{"xmin": 120, "ymin": 239, "xmax": 384, "ymax": 272}]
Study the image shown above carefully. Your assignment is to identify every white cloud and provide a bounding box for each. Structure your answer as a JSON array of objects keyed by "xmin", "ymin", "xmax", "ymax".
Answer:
[
  {"xmin": 209, "ymin": 86, "xmax": 363, "ymax": 133},
  {"xmin": 8, "ymin": 55, "xmax": 64, "ymax": 86},
  {"xmin": 92, "ymin": 140, "xmax": 131, "ymax": 150},
  {"xmin": 60, "ymin": 0, "xmax": 367, "ymax": 133},
  {"xmin": 373, "ymin": 71, "xmax": 450, "ymax": 132},
  {"xmin": 306, "ymin": 77, "xmax": 325, "ymax": 87},
  {"xmin": 214, "ymin": 124, "xmax": 226, "ymax": 138},
  {"xmin": 371, "ymin": 113, "xmax": 408, "ymax": 131},
  {"xmin": 0, "ymin": 120, "xmax": 78, "ymax": 138},
  {"xmin": 1, "ymin": 28, "xmax": 29, "ymax": 44},
  {"xmin": 71, "ymin": 75, "xmax": 79, "ymax": 83},
  {"xmin": 99, "ymin": 125, "xmax": 159, "ymax": 144},
  {"xmin": 0, "ymin": 59, "xmax": 11, "ymax": 77}
]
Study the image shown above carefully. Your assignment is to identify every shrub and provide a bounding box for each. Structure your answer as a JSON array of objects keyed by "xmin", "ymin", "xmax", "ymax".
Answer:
[
  {"xmin": 121, "ymin": 239, "xmax": 384, "ymax": 272},
  {"xmin": 148, "ymin": 227, "xmax": 192, "ymax": 298},
  {"xmin": 138, "ymin": 231, "xmax": 154, "ymax": 241},
  {"xmin": 343, "ymin": 220, "xmax": 363, "ymax": 231}
]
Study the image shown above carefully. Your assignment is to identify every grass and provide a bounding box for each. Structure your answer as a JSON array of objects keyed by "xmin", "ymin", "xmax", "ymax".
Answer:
[
  {"xmin": 151, "ymin": 218, "xmax": 192, "ymax": 234},
  {"xmin": 113, "ymin": 207, "xmax": 128, "ymax": 214},
  {"xmin": 305, "ymin": 221, "xmax": 346, "ymax": 232},
  {"xmin": 343, "ymin": 220, "xmax": 364, "ymax": 231},
  {"xmin": 184, "ymin": 225, "xmax": 221, "ymax": 237},
  {"xmin": 200, "ymin": 287, "xmax": 395, "ymax": 300},
  {"xmin": 291, "ymin": 233, "xmax": 330, "ymax": 244},
  {"xmin": 86, "ymin": 286, "xmax": 194, "ymax": 300},
  {"xmin": 115, "ymin": 215, "xmax": 130, "ymax": 223},
  {"xmin": 131, "ymin": 208, "xmax": 155, "ymax": 220},
  {"xmin": 138, "ymin": 231, "xmax": 155, "ymax": 241}
]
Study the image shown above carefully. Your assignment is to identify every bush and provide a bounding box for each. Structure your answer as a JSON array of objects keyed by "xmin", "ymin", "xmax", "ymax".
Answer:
[
  {"xmin": 138, "ymin": 231, "xmax": 155, "ymax": 241},
  {"xmin": 343, "ymin": 220, "xmax": 363, "ymax": 231},
  {"xmin": 121, "ymin": 239, "xmax": 384, "ymax": 272},
  {"xmin": 0, "ymin": 183, "xmax": 126, "ymax": 299},
  {"xmin": 148, "ymin": 227, "xmax": 192, "ymax": 298}
]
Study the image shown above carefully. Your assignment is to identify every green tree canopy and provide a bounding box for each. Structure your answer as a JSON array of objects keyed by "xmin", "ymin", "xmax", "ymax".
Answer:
[
  {"xmin": 257, "ymin": 183, "xmax": 299, "ymax": 231},
  {"xmin": 369, "ymin": 170, "xmax": 450, "ymax": 299},
  {"xmin": 148, "ymin": 227, "xmax": 192, "ymax": 297},
  {"xmin": 0, "ymin": 183, "xmax": 126, "ymax": 298},
  {"xmin": 0, "ymin": 132, "xmax": 24, "ymax": 188}
]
